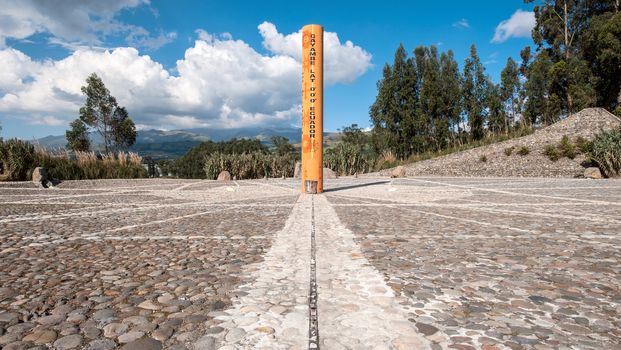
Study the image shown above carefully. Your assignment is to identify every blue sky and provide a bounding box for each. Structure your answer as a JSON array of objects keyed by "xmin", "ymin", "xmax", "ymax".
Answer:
[{"xmin": 0, "ymin": 0, "xmax": 536, "ymax": 140}]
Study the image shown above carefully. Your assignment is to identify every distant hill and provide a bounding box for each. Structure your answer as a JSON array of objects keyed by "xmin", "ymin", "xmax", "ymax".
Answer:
[
  {"xmin": 34, "ymin": 126, "xmax": 339, "ymax": 159},
  {"xmin": 378, "ymin": 108, "xmax": 621, "ymax": 178}
]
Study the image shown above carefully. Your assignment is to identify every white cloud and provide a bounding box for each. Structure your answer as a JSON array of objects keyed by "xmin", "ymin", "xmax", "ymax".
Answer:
[
  {"xmin": 0, "ymin": 22, "xmax": 372, "ymax": 130},
  {"xmin": 31, "ymin": 116, "xmax": 65, "ymax": 126},
  {"xmin": 452, "ymin": 19, "xmax": 470, "ymax": 29},
  {"xmin": 0, "ymin": 0, "xmax": 175, "ymax": 50},
  {"xmin": 129, "ymin": 31, "xmax": 178, "ymax": 51},
  {"xmin": 492, "ymin": 10, "xmax": 535, "ymax": 43},
  {"xmin": 258, "ymin": 22, "xmax": 372, "ymax": 84}
]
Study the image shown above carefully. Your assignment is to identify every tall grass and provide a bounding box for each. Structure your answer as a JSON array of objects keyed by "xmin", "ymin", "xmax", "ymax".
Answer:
[
  {"xmin": 204, "ymin": 152, "xmax": 296, "ymax": 179},
  {"xmin": 324, "ymin": 143, "xmax": 375, "ymax": 175},
  {"xmin": 0, "ymin": 139, "xmax": 147, "ymax": 181},
  {"xmin": 588, "ymin": 126, "xmax": 621, "ymax": 177}
]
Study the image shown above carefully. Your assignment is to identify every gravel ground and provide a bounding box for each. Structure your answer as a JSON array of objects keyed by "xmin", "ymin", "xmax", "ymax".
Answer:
[
  {"xmin": 1, "ymin": 177, "xmax": 620, "ymax": 349},
  {"xmin": 376, "ymin": 108, "xmax": 621, "ymax": 178}
]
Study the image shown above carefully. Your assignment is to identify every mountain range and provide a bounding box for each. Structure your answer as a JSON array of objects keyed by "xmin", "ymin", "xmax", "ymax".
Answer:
[{"xmin": 34, "ymin": 127, "xmax": 338, "ymax": 159}]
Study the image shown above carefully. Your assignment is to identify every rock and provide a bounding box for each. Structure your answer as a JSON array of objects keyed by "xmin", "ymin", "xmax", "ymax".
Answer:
[
  {"xmin": 137, "ymin": 300, "xmax": 160, "ymax": 311},
  {"xmin": 217, "ymin": 171, "xmax": 231, "ymax": 181},
  {"xmin": 31, "ymin": 167, "xmax": 48, "ymax": 187},
  {"xmin": 7, "ymin": 322, "xmax": 34, "ymax": 333},
  {"xmin": 86, "ymin": 339, "xmax": 117, "ymax": 350},
  {"xmin": 117, "ymin": 330, "xmax": 144, "ymax": 343},
  {"xmin": 416, "ymin": 322, "xmax": 439, "ymax": 336},
  {"xmin": 194, "ymin": 335, "xmax": 216, "ymax": 350},
  {"xmin": 53, "ymin": 334, "xmax": 83, "ymax": 349},
  {"xmin": 168, "ymin": 345, "xmax": 189, "ymax": 350},
  {"xmin": 0, "ymin": 312, "xmax": 19, "ymax": 324},
  {"xmin": 255, "ymin": 326, "xmax": 275, "ymax": 334},
  {"xmin": 81, "ymin": 326, "xmax": 101, "ymax": 339},
  {"xmin": 204, "ymin": 326, "xmax": 224, "ymax": 335},
  {"xmin": 36, "ymin": 314, "xmax": 65, "ymax": 326},
  {"xmin": 102, "ymin": 322, "xmax": 128, "ymax": 338},
  {"xmin": 121, "ymin": 316, "xmax": 149, "ymax": 326},
  {"xmin": 92, "ymin": 309, "xmax": 115, "ymax": 322},
  {"xmin": 151, "ymin": 326, "xmax": 173, "ymax": 341},
  {"xmin": 3, "ymin": 341, "xmax": 30, "ymax": 350},
  {"xmin": 224, "ymin": 328, "xmax": 245, "ymax": 342},
  {"xmin": 390, "ymin": 166, "xmax": 406, "ymax": 178},
  {"xmin": 22, "ymin": 330, "xmax": 57, "ymax": 344},
  {"xmin": 294, "ymin": 161, "xmax": 302, "ymax": 179},
  {"xmin": 584, "ymin": 167, "xmax": 602, "ymax": 179},
  {"xmin": 323, "ymin": 167, "xmax": 337, "ymax": 179},
  {"xmin": 209, "ymin": 300, "xmax": 226, "ymax": 311},
  {"xmin": 119, "ymin": 337, "xmax": 162, "ymax": 350}
]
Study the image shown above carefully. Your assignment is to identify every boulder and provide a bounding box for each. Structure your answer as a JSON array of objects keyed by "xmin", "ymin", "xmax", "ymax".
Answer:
[
  {"xmin": 217, "ymin": 171, "xmax": 231, "ymax": 181},
  {"xmin": 323, "ymin": 168, "xmax": 337, "ymax": 179},
  {"xmin": 390, "ymin": 166, "xmax": 406, "ymax": 178},
  {"xmin": 584, "ymin": 167, "xmax": 603, "ymax": 179},
  {"xmin": 32, "ymin": 167, "xmax": 48, "ymax": 186},
  {"xmin": 294, "ymin": 161, "xmax": 302, "ymax": 179}
]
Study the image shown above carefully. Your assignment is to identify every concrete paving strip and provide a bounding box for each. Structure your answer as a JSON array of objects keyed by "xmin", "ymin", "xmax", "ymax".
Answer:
[
  {"xmin": 198, "ymin": 194, "xmax": 311, "ymax": 349},
  {"xmin": 313, "ymin": 194, "xmax": 445, "ymax": 349}
]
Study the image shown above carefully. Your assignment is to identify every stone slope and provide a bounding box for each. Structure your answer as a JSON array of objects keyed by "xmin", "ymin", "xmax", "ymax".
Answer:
[{"xmin": 382, "ymin": 108, "xmax": 621, "ymax": 178}]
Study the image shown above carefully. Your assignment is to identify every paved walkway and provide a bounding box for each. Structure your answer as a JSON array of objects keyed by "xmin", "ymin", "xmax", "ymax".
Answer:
[{"xmin": 1, "ymin": 177, "xmax": 620, "ymax": 349}]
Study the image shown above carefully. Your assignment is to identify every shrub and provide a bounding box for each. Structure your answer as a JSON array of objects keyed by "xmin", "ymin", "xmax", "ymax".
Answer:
[
  {"xmin": 504, "ymin": 147, "xmax": 514, "ymax": 156},
  {"xmin": 576, "ymin": 136, "xmax": 591, "ymax": 154},
  {"xmin": 588, "ymin": 126, "xmax": 621, "ymax": 177},
  {"xmin": 0, "ymin": 139, "xmax": 146, "ymax": 181},
  {"xmin": 479, "ymin": 155, "xmax": 488, "ymax": 162},
  {"xmin": 544, "ymin": 144, "xmax": 560, "ymax": 161},
  {"xmin": 324, "ymin": 143, "xmax": 375, "ymax": 176},
  {"xmin": 559, "ymin": 135, "xmax": 577, "ymax": 159},
  {"xmin": 375, "ymin": 150, "xmax": 398, "ymax": 170},
  {"xmin": 176, "ymin": 139, "xmax": 269, "ymax": 179},
  {"xmin": 517, "ymin": 146, "xmax": 530, "ymax": 156},
  {"xmin": 204, "ymin": 152, "xmax": 296, "ymax": 180},
  {"xmin": 0, "ymin": 139, "xmax": 36, "ymax": 181}
]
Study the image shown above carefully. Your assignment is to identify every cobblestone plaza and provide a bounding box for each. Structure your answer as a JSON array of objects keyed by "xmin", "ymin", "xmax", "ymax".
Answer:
[{"xmin": 1, "ymin": 177, "xmax": 620, "ymax": 349}]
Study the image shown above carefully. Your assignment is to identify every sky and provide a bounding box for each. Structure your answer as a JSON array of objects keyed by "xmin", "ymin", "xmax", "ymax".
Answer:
[{"xmin": 0, "ymin": 0, "xmax": 537, "ymax": 140}]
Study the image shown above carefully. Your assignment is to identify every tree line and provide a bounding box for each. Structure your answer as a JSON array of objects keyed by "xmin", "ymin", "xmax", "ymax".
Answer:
[{"xmin": 370, "ymin": 0, "xmax": 620, "ymax": 160}]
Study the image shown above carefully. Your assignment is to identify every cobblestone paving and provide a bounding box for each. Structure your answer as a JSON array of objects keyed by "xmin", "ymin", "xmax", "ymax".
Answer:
[
  {"xmin": 0, "ymin": 179, "xmax": 297, "ymax": 350},
  {"xmin": 327, "ymin": 177, "xmax": 621, "ymax": 350},
  {"xmin": 1, "ymin": 177, "xmax": 620, "ymax": 349}
]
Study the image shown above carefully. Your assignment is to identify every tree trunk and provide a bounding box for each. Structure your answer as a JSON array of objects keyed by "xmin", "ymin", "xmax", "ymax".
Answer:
[
  {"xmin": 563, "ymin": 0, "xmax": 574, "ymax": 116},
  {"xmin": 564, "ymin": 1, "xmax": 569, "ymax": 61},
  {"xmin": 103, "ymin": 123, "xmax": 109, "ymax": 154}
]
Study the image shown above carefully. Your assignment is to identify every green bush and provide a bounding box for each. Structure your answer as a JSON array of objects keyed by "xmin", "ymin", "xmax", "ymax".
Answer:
[
  {"xmin": 588, "ymin": 126, "xmax": 621, "ymax": 177},
  {"xmin": 544, "ymin": 144, "xmax": 560, "ymax": 161},
  {"xmin": 576, "ymin": 136, "xmax": 592, "ymax": 154},
  {"xmin": 0, "ymin": 139, "xmax": 146, "ymax": 181},
  {"xmin": 324, "ymin": 143, "xmax": 375, "ymax": 176},
  {"xmin": 517, "ymin": 146, "xmax": 530, "ymax": 156},
  {"xmin": 176, "ymin": 139, "xmax": 269, "ymax": 179},
  {"xmin": 559, "ymin": 135, "xmax": 577, "ymax": 159},
  {"xmin": 0, "ymin": 139, "xmax": 36, "ymax": 181},
  {"xmin": 204, "ymin": 152, "xmax": 296, "ymax": 180},
  {"xmin": 504, "ymin": 147, "xmax": 514, "ymax": 156}
]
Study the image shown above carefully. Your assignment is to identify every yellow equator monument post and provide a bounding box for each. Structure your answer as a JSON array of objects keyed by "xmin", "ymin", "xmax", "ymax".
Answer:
[{"xmin": 301, "ymin": 24, "xmax": 324, "ymax": 194}]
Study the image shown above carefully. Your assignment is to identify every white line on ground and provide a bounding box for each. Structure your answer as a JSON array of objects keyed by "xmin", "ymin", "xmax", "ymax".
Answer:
[
  {"xmin": 402, "ymin": 178, "xmax": 621, "ymax": 206},
  {"xmin": 314, "ymin": 194, "xmax": 440, "ymax": 349}
]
